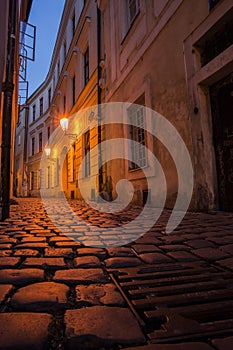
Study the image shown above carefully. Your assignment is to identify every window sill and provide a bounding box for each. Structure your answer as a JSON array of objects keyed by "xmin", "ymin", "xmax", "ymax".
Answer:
[{"xmin": 128, "ymin": 163, "xmax": 148, "ymax": 173}]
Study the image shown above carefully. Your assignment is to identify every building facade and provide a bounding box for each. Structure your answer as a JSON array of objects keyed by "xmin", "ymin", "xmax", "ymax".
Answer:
[
  {"xmin": 0, "ymin": 0, "xmax": 32, "ymax": 219},
  {"xmin": 15, "ymin": 0, "xmax": 100, "ymax": 199},
  {"xmin": 14, "ymin": 0, "xmax": 233, "ymax": 213},
  {"xmin": 98, "ymin": 0, "xmax": 233, "ymax": 211}
]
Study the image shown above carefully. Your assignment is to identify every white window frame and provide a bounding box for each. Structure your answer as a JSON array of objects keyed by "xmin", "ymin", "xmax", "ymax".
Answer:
[{"xmin": 128, "ymin": 101, "xmax": 148, "ymax": 171}]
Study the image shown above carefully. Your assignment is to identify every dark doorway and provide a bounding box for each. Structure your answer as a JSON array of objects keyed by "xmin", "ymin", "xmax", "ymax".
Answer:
[{"xmin": 210, "ymin": 74, "xmax": 233, "ymax": 211}]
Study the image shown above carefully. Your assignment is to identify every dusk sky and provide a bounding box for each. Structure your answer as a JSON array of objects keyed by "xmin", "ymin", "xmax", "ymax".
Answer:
[{"xmin": 27, "ymin": 0, "xmax": 65, "ymax": 96}]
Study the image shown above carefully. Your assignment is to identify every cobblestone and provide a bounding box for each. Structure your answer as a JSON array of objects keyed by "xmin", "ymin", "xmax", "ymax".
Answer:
[
  {"xmin": 212, "ymin": 336, "xmax": 233, "ymax": 350},
  {"xmin": 22, "ymin": 257, "xmax": 66, "ymax": 269},
  {"xmin": 166, "ymin": 251, "xmax": 199, "ymax": 262},
  {"xmin": 0, "ymin": 250, "xmax": 11, "ymax": 256},
  {"xmin": 44, "ymin": 247, "xmax": 73, "ymax": 257},
  {"xmin": 0, "ymin": 312, "xmax": 52, "ymax": 349},
  {"xmin": 0, "ymin": 257, "xmax": 20, "ymax": 267},
  {"xmin": 13, "ymin": 248, "xmax": 40, "ymax": 256},
  {"xmin": 76, "ymin": 283, "xmax": 125, "ymax": 306},
  {"xmin": 74, "ymin": 255, "xmax": 102, "ymax": 267},
  {"xmin": 0, "ymin": 198, "xmax": 233, "ymax": 350},
  {"xmin": 14, "ymin": 242, "xmax": 49, "ymax": 249},
  {"xmin": 11, "ymin": 281, "xmax": 69, "ymax": 310},
  {"xmin": 77, "ymin": 247, "xmax": 106, "ymax": 258},
  {"xmin": 0, "ymin": 284, "xmax": 12, "ymax": 303},
  {"xmin": 191, "ymin": 247, "xmax": 230, "ymax": 261},
  {"xmin": 0, "ymin": 268, "xmax": 44, "ymax": 285},
  {"xmin": 106, "ymin": 247, "xmax": 135, "ymax": 257},
  {"xmin": 54, "ymin": 268, "xmax": 109, "ymax": 284},
  {"xmin": 64, "ymin": 306, "xmax": 146, "ymax": 348},
  {"xmin": 104, "ymin": 257, "xmax": 142, "ymax": 268}
]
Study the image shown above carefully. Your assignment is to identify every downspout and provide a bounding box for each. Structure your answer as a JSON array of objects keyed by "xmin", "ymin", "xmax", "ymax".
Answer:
[
  {"xmin": 23, "ymin": 106, "xmax": 29, "ymax": 196},
  {"xmin": 1, "ymin": 0, "xmax": 17, "ymax": 220},
  {"xmin": 97, "ymin": 4, "xmax": 103, "ymax": 194}
]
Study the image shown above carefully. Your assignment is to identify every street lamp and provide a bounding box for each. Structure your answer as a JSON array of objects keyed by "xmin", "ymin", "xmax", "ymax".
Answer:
[
  {"xmin": 45, "ymin": 147, "xmax": 57, "ymax": 162},
  {"xmin": 60, "ymin": 117, "xmax": 69, "ymax": 132},
  {"xmin": 60, "ymin": 117, "xmax": 77, "ymax": 140}
]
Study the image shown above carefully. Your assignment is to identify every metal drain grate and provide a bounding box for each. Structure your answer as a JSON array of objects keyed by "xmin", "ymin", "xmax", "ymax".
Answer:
[{"xmin": 108, "ymin": 261, "xmax": 233, "ymax": 343}]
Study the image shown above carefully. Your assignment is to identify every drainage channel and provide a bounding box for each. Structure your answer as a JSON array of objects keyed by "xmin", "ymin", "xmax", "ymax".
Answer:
[{"xmin": 108, "ymin": 261, "xmax": 233, "ymax": 343}]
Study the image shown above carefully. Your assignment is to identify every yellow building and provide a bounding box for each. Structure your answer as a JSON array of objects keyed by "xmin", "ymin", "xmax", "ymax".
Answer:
[{"xmin": 16, "ymin": 0, "xmax": 101, "ymax": 200}]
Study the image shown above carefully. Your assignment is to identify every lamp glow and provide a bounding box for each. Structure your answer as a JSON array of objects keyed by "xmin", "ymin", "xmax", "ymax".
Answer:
[
  {"xmin": 45, "ymin": 147, "xmax": 51, "ymax": 157},
  {"xmin": 60, "ymin": 117, "xmax": 69, "ymax": 131}
]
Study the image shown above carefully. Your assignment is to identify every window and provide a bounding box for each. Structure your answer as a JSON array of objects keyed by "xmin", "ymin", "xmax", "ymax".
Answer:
[
  {"xmin": 84, "ymin": 47, "xmax": 89, "ymax": 85},
  {"xmin": 128, "ymin": 0, "xmax": 140, "ymax": 24},
  {"xmin": 36, "ymin": 170, "xmax": 40, "ymax": 190},
  {"xmin": 57, "ymin": 60, "xmax": 60, "ymax": 79},
  {"xmin": 63, "ymin": 42, "xmax": 66, "ymax": 63},
  {"xmin": 32, "ymin": 104, "xmax": 36, "ymax": 122},
  {"xmin": 46, "ymin": 166, "xmax": 50, "ymax": 189},
  {"xmin": 209, "ymin": 0, "xmax": 221, "ymax": 10},
  {"xmin": 63, "ymin": 95, "xmax": 66, "ymax": 112},
  {"xmin": 72, "ymin": 12, "xmax": 75, "ymax": 36},
  {"xmin": 39, "ymin": 97, "xmax": 43, "ymax": 116},
  {"xmin": 83, "ymin": 130, "xmax": 90, "ymax": 177},
  {"xmin": 47, "ymin": 126, "xmax": 50, "ymax": 141},
  {"xmin": 32, "ymin": 137, "xmax": 35, "ymax": 156},
  {"xmin": 69, "ymin": 144, "xmax": 76, "ymax": 182},
  {"xmin": 48, "ymin": 88, "xmax": 51, "ymax": 107},
  {"xmin": 39, "ymin": 132, "xmax": 42, "ymax": 152},
  {"xmin": 128, "ymin": 96, "xmax": 147, "ymax": 170},
  {"xmin": 39, "ymin": 169, "xmax": 42, "ymax": 189},
  {"xmin": 72, "ymin": 75, "xmax": 76, "ymax": 105},
  {"xmin": 30, "ymin": 171, "xmax": 34, "ymax": 190}
]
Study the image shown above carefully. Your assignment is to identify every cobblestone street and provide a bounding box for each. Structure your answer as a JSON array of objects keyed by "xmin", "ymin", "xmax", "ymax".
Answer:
[{"xmin": 0, "ymin": 198, "xmax": 233, "ymax": 349}]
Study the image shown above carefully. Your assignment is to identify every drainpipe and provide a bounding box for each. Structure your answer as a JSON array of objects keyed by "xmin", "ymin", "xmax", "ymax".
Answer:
[
  {"xmin": 23, "ymin": 106, "xmax": 29, "ymax": 196},
  {"xmin": 1, "ymin": 0, "xmax": 17, "ymax": 220},
  {"xmin": 97, "ymin": 5, "xmax": 103, "ymax": 194}
]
